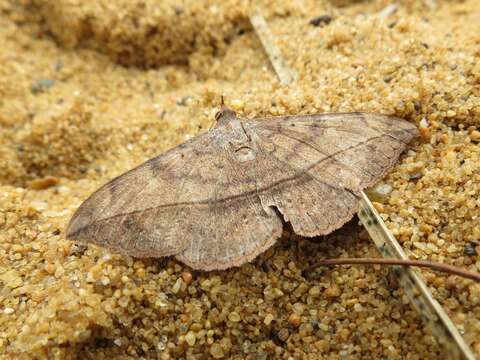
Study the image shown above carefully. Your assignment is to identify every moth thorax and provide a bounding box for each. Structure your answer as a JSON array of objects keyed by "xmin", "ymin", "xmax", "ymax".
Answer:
[{"xmin": 214, "ymin": 107, "xmax": 237, "ymax": 126}]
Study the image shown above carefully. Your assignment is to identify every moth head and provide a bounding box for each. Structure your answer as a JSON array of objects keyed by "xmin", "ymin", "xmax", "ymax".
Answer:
[{"xmin": 214, "ymin": 105, "xmax": 237, "ymax": 125}]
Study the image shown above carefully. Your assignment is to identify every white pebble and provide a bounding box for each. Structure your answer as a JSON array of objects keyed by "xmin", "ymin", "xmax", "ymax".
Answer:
[
  {"xmin": 374, "ymin": 183, "xmax": 393, "ymax": 195},
  {"xmin": 419, "ymin": 117, "xmax": 429, "ymax": 129}
]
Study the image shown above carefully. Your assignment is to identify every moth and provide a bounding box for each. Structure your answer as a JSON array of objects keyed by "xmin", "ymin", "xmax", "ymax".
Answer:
[{"xmin": 67, "ymin": 106, "xmax": 417, "ymax": 270}]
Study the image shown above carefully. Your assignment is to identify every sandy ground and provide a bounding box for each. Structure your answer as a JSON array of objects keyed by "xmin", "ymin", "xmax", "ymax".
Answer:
[{"xmin": 1, "ymin": 0, "xmax": 480, "ymax": 359}]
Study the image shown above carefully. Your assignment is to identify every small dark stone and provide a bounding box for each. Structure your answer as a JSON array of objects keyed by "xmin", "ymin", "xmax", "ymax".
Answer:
[
  {"xmin": 409, "ymin": 173, "xmax": 423, "ymax": 181},
  {"xmin": 52, "ymin": 229, "xmax": 61, "ymax": 236},
  {"xmin": 94, "ymin": 337, "xmax": 113, "ymax": 349},
  {"xmin": 464, "ymin": 242, "xmax": 478, "ymax": 256},
  {"xmin": 31, "ymin": 79, "xmax": 55, "ymax": 94},
  {"xmin": 71, "ymin": 243, "xmax": 88, "ymax": 256},
  {"xmin": 421, "ymin": 63, "xmax": 430, "ymax": 71},
  {"xmin": 309, "ymin": 15, "xmax": 332, "ymax": 27},
  {"xmin": 276, "ymin": 328, "xmax": 290, "ymax": 343},
  {"xmin": 261, "ymin": 261, "xmax": 270, "ymax": 273}
]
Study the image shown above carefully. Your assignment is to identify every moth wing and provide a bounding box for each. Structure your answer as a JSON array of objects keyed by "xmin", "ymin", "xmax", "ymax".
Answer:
[
  {"xmin": 243, "ymin": 112, "xmax": 417, "ymax": 237},
  {"xmin": 67, "ymin": 128, "xmax": 283, "ymax": 270}
]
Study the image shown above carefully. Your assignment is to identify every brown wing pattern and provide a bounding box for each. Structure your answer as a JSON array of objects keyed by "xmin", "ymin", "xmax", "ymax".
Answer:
[
  {"xmin": 67, "ymin": 129, "xmax": 283, "ymax": 270},
  {"xmin": 244, "ymin": 112, "xmax": 417, "ymax": 237}
]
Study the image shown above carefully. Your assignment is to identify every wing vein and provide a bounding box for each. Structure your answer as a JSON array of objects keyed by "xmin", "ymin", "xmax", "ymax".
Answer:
[
  {"xmin": 273, "ymin": 127, "xmax": 379, "ymax": 178},
  {"xmin": 256, "ymin": 137, "xmax": 358, "ymax": 216}
]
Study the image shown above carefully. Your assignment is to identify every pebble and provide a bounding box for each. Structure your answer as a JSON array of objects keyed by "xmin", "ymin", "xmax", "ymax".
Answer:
[
  {"xmin": 324, "ymin": 284, "xmax": 341, "ymax": 298},
  {"xmin": 419, "ymin": 117, "xmax": 429, "ymax": 129},
  {"xmin": 264, "ymin": 313, "xmax": 274, "ymax": 325},
  {"xmin": 288, "ymin": 313, "xmax": 301, "ymax": 327},
  {"xmin": 210, "ymin": 343, "xmax": 224, "ymax": 359},
  {"xmin": 228, "ymin": 312, "xmax": 241, "ymax": 322},
  {"xmin": 308, "ymin": 286, "xmax": 321, "ymax": 297},
  {"xmin": 292, "ymin": 302, "xmax": 304, "ymax": 314},
  {"xmin": 373, "ymin": 183, "xmax": 393, "ymax": 196},
  {"xmin": 263, "ymin": 286, "xmax": 284, "ymax": 300},
  {"xmin": 29, "ymin": 176, "xmax": 59, "ymax": 190},
  {"xmin": 464, "ymin": 242, "xmax": 478, "ymax": 256},
  {"xmin": 470, "ymin": 130, "xmax": 480, "ymax": 142},
  {"xmin": 171, "ymin": 278, "xmax": 183, "ymax": 294},
  {"xmin": 181, "ymin": 271, "xmax": 193, "ymax": 285},
  {"xmin": 185, "ymin": 331, "xmax": 196, "ymax": 346},
  {"xmin": 309, "ymin": 15, "xmax": 333, "ymax": 27},
  {"xmin": 277, "ymin": 328, "xmax": 290, "ymax": 342}
]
